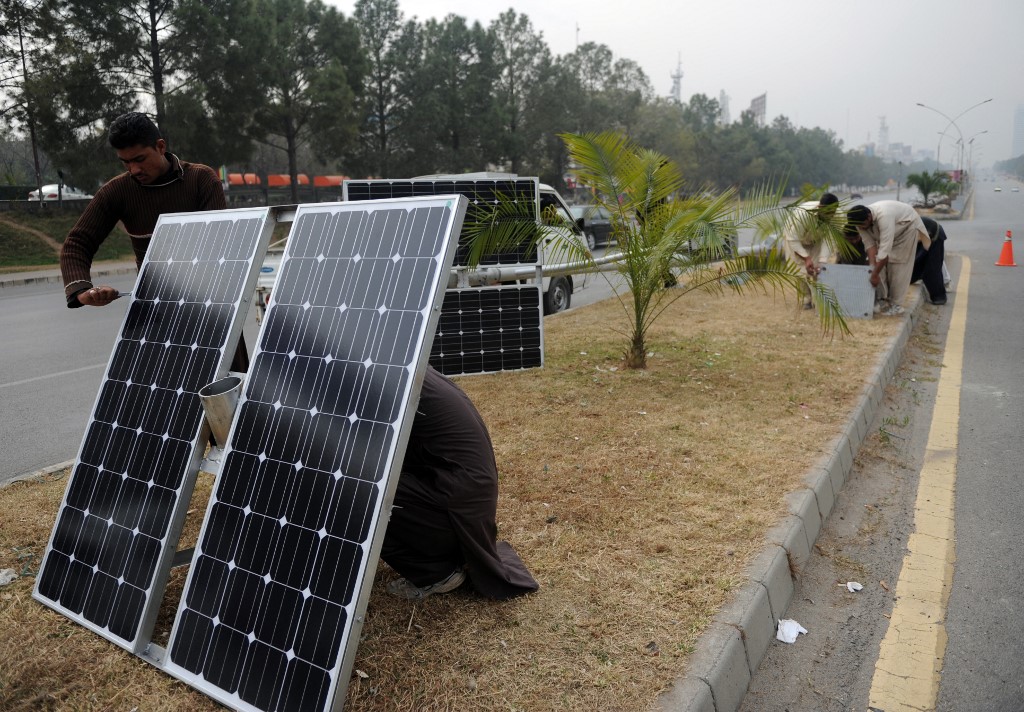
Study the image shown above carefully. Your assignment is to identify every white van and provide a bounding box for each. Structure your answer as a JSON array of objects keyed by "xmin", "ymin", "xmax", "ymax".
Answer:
[
  {"xmin": 343, "ymin": 173, "xmax": 590, "ymax": 314},
  {"xmin": 254, "ymin": 173, "xmax": 591, "ymax": 320}
]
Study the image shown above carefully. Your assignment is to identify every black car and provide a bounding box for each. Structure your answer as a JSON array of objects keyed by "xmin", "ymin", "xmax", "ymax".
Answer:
[{"xmin": 569, "ymin": 204, "xmax": 614, "ymax": 249}]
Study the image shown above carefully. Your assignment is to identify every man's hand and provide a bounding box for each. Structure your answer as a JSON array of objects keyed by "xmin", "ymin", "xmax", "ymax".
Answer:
[
  {"xmin": 804, "ymin": 256, "xmax": 819, "ymax": 278},
  {"xmin": 77, "ymin": 285, "xmax": 120, "ymax": 307},
  {"xmin": 869, "ymin": 256, "xmax": 887, "ymax": 288}
]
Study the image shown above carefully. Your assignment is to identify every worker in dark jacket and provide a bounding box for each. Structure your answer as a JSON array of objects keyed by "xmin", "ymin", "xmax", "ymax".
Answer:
[
  {"xmin": 913, "ymin": 217, "xmax": 948, "ymax": 305},
  {"xmin": 382, "ymin": 366, "xmax": 539, "ymax": 600}
]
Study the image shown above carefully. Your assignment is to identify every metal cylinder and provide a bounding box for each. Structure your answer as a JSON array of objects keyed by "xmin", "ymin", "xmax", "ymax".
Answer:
[{"xmin": 198, "ymin": 375, "xmax": 243, "ymax": 447}]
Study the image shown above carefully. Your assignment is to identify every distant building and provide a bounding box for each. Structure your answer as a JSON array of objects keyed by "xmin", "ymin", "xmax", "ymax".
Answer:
[
  {"xmin": 718, "ymin": 90, "xmax": 731, "ymax": 126},
  {"xmin": 887, "ymin": 142, "xmax": 912, "ymax": 162},
  {"xmin": 748, "ymin": 93, "xmax": 766, "ymax": 127},
  {"xmin": 1013, "ymin": 104, "xmax": 1024, "ymax": 159}
]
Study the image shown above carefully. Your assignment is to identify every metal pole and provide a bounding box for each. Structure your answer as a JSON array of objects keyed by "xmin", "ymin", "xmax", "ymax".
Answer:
[
  {"xmin": 964, "ymin": 130, "xmax": 988, "ymax": 191},
  {"xmin": 916, "ymin": 99, "xmax": 992, "ymax": 169}
]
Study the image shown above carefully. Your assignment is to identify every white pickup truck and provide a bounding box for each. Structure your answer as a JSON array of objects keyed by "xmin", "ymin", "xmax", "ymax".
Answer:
[{"xmin": 255, "ymin": 172, "xmax": 591, "ymax": 320}]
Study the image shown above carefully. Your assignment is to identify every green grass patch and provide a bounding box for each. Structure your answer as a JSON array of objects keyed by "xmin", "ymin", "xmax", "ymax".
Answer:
[
  {"xmin": 0, "ymin": 212, "xmax": 136, "ymax": 270},
  {"xmin": 0, "ymin": 220, "xmax": 59, "ymax": 267}
]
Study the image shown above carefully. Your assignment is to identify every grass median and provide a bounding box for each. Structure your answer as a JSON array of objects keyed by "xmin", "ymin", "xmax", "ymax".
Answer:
[{"xmin": 0, "ymin": 286, "xmax": 899, "ymax": 711}]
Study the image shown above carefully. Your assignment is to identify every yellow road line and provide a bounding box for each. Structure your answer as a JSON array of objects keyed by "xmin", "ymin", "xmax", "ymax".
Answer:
[{"xmin": 868, "ymin": 257, "xmax": 970, "ymax": 711}]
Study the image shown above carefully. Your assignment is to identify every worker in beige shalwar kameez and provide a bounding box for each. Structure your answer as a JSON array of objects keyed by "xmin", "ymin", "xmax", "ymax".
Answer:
[
  {"xmin": 846, "ymin": 201, "xmax": 931, "ymax": 316},
  {"xmin": 780, "ymin": 193, "xmax": 839, "ymax": 308}
]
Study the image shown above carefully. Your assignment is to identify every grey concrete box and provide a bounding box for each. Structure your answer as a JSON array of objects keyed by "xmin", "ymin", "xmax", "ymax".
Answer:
[
  {"xmin": 656, "ymin": 676, "xmax": 715, "ymax": 712},
  {"xmin": 817, "ymin": 263, "xmax": 874, "ymax": 319},
  {"xmin": 766, "ymin": 514, "xmax": 811, "ymax": 572},
  {"xmin": 826, "ymin": 452, "xmax": 846, "ymax": 495},
  {"xmin": 803, "ymin": 467, "xmax": 835, "ymax": 522},
  {"xmin": 785, "ymin": 489, "xmax": 822, "ymax": 548}
]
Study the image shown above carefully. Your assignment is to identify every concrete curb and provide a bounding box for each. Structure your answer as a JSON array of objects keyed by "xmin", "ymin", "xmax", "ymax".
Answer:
[
  {"xmin": 657, "ymin": 289, "xmax": 925, "ymax": 712},
  {"xmin": 0, "ymin": 460, "xmax": 73, "ymax": 490},
  {"xmin": 0, "ymin": 262, "xmax": 137, "ymax": 289}
]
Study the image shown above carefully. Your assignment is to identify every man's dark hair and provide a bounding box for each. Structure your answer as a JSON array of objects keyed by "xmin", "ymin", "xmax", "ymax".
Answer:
[
  {"xmin": 819, "ymin": 192, "xmax": 839, "ymax": 206},
  {"xmin": 108, "ymin": 112, "xmax": 162, "ymax": 149},
  {"xmin": 846, "ymin": 204, "xmax": 871, "ymax": 227}
]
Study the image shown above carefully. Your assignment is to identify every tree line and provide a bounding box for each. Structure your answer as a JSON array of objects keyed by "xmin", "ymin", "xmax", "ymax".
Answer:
[{"xmin": 2, "ymin": 0, "xmax": 912, "ymax": 201}]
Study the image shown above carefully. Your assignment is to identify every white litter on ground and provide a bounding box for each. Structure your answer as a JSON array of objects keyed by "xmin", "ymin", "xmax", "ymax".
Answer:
[{"xmin": 776, "ymin": 618, "xmax": 808, "ymax": 644}]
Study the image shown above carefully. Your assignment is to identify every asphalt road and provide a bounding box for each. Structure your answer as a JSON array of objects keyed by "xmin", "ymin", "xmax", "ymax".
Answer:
[
  {"xmin": 740, "ymin": 178, "xmax": 1024, "ymax": 711},
  {"xmin": 938, "ymin": 180, "xmax": 1024, "ymax": 710}
]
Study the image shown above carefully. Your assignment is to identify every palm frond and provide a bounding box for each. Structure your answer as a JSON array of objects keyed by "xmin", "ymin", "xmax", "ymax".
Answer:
[
  {"xmin": 460, "ymin": 192, "xmax": 591, "ymax": 269},
  {"xmin": 559, "ymin": 131, "xmax": 634, "ymax": 204},
  {"xmin": 661, "ymin": 250, "xmax": 850, "ymax": 336}
]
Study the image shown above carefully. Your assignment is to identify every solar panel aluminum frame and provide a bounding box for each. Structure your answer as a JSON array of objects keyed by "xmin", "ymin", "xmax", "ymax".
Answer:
[
  {"xmin": 160, "ymin": 195, "xmax": 467, "ymax": 712},
  {"xmin": 32, "ymin": 206, "xmax": 277, "ymax": 656}
]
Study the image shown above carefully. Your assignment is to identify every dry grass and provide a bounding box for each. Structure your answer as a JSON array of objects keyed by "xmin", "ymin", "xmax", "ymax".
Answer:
[{"xmin": 0, "ymin": 289, "xmax": 898, "ymax": 711}]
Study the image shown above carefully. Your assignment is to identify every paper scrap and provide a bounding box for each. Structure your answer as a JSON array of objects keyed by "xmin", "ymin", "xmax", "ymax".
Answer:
[
  {"xmin": 776, "ymin": 618, "xmax": 808, "ymax": 644},
  {"xmin": 847, "ymin": 581, "xmax": 864, "ymax": 593},
  {"xmin": 0, "ymin": 569, "xmax": 17, "ymax": 586}
]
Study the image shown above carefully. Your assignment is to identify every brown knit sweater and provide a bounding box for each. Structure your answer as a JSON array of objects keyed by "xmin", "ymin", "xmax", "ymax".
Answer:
[{"xmin": 60, "ymin": 153, "xmax": 226, "ymax": 307}]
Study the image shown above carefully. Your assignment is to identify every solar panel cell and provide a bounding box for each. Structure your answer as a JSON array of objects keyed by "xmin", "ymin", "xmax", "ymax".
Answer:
[{"xmin": 237, "ymin": 641, "xmax": 287, "ymax": 708}]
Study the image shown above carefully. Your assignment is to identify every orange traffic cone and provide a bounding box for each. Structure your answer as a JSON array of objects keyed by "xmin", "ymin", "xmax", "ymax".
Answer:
[{"xmin": 995, "ymin": 230, "xmax": 1017, "ymax": 267}]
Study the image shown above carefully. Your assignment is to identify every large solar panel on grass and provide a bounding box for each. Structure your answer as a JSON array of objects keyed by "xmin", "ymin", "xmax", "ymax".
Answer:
[
  {"xmin": 34, "ymin": 207, "xmax": 273, "ymax": 652},
  {"xmin": 162, "ymin": 196, "xmax": 466, "ymax": 711}
]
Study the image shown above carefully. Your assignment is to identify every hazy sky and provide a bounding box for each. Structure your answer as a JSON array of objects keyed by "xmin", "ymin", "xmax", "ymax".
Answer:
[{"xmin": 327, "ymin": 0, "xmax": 1023, "ymax": 166}]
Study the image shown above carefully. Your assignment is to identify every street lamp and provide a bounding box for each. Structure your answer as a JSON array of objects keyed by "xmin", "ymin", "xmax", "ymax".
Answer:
[
  {"xmin": 967, "ymin": 130, "xmax": 988, "ymax": 186},
  {"xmin": 916, "ymin": 98, "xmax": 993, "ymax": 172}
]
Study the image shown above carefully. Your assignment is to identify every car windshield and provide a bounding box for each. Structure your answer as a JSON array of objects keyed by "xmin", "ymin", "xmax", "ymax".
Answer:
[{"xmin": 570, "ymin": 205, "xmax": 608, "ymax": 219}]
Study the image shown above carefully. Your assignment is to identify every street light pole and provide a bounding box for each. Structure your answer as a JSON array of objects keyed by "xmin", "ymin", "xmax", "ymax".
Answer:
[
  {"xmin": 916, "ymin": 98, "xmax": 992, "ymax": 170},
  {"xmin": 966, "ymin": 130, "xmax": 988, "ymax": 189}
]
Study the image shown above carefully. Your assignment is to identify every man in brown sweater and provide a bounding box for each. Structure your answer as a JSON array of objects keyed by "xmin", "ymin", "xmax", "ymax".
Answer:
[{"xmin": 60, "ymin": 112, "xmax": 226, "ymax": 308}]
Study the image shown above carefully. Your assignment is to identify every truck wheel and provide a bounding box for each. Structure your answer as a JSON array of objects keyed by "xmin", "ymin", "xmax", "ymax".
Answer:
[{"xmin": 543, "ymin": 277, "xmax": 571, "ymax": 314}]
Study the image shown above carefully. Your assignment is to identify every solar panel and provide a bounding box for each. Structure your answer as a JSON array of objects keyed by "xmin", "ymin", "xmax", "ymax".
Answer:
[
  {"xmin": 816, "ymin": 263, "xmax": 874, "ymax": 319},
  {"xmin": 162, "ymin": 196, "xmax": 466, "ymax": 711},
  {"xmin": 344, "ymin": 177, "xmax": 538, "ymax": 267},
  {"xmin": 430, "ymin": 285, "xmax": 543, "ymax": 376},
  {"xmin": 34, "ymin": 207, "xmax": 274, "ymax": 653}
]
